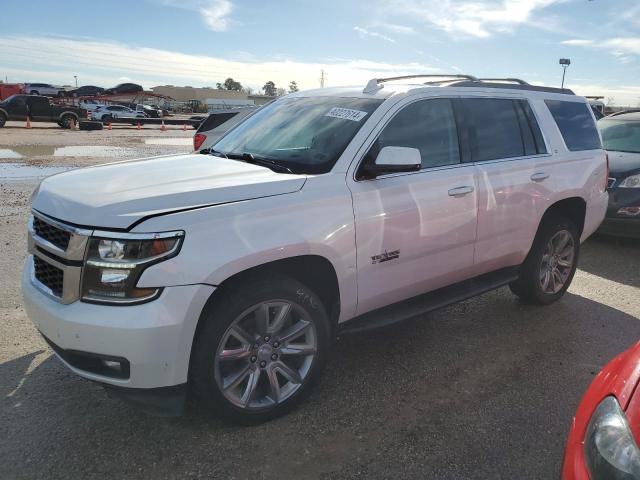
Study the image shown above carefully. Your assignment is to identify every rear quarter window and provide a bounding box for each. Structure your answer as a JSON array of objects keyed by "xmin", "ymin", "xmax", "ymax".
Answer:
[{"xmin": 545, "ymin": 100, "xmax": 601, "ymax": 151}]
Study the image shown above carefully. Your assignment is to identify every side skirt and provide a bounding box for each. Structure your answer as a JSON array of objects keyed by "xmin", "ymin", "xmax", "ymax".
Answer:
[{"xmin": 339, "ymin": 266, "xmax": 520, "ymax": 334}]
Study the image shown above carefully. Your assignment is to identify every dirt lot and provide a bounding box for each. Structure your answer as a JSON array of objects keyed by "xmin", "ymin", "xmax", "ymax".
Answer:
[{"xmin": 1, "ymin": 122, "xmax": 639, "ymax": 479}]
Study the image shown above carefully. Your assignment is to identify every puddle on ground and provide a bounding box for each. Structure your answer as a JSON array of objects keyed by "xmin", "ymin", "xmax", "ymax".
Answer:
[
  {"xmin": 0, "ymin": 145, "xmax": 134, "ymax": 159},
  {"xmin": 144, "ymin": 138, "xmax": 193, "ymax": 146},
  {"xmin": 0, "ymin": 162, "xmax": 73, "ymax": 180}
]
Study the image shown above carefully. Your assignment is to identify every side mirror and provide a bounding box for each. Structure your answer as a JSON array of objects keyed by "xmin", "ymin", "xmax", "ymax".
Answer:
[{"xmin": 360, "ymin": 146, "xmax": 421, "ymax": 179}]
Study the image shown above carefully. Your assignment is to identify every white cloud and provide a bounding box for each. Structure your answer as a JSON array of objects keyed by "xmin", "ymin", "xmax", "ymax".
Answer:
[
  {"xmin": 0, "ymin": 35, "xmax": 437, "ymax": 90},
  {"xmin": 154, "ymin": 0, "xmax": 234, "ymax": 32},
  {"xmin": 353, "ymin": 26, "xmax": 396, "ymax": 43},
  {"xmin": 384, "ymin": 0, "xmax": 563, "ymax": 38},
  {"xmin": 377, "ymin": 23, "xmax": 417, "ymax": 35},
  {"xmin": 201, "ymin": 0, "xmax": 233, "ymax": 32},
  {"xmin": 561, "ymin": 39, "xmax": 594, "ymax": 46},
  {"xmin": 604, "ymin": 37, "xmax": 640, "ymax": 55}
]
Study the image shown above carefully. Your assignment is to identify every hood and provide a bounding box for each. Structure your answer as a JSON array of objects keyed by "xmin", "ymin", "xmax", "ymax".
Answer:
[
  {"xmin": 33, "ymin": 154, "xmax": 306, "ymax": 229},
  {"xmin": 607, "ymin": 150, "xmax": 640, "ymax": 177}
]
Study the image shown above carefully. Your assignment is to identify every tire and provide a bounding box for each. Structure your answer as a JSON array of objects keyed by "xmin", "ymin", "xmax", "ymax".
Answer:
[
  {"xmin": 101, "ymin": 114, "xmax": 113, "ymax": 124},
  {"xmin": 0, "ymin": 113, "xmax": 6, "ymax": 128},
  {"xmin": 60, "ymin": 114, "xmax": 75, "ymax": 129},
  {"xmin": 509, "ymin": 215, "xmax": 580, "ymax": 305},
  {"xmin": 190, "ymin": 273, "xmax": 331, "ymax": 424}
]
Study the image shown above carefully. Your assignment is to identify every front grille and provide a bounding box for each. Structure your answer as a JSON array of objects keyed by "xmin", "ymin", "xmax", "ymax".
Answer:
[
  {"xmin": 33, "ymin": 256, "xmax": 64, "ymax": 297},
  {"xmin": 33, "ymin": 216, "xmax": 71, "ymax": 251}
]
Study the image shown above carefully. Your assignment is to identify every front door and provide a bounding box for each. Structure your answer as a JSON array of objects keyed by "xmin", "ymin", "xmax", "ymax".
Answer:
[{"xmin": 348, "ymin": 97, "xmax": 479, "ymax": 316}]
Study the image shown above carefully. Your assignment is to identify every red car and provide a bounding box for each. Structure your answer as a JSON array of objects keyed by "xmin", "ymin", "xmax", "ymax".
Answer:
[{"xmin": 563, "ymin": 342, "xmax": 640, "ymax": 479}]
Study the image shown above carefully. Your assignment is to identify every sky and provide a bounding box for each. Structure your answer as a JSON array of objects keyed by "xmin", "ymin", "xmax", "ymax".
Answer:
[{"xmin": 1, "ymin": 0, "xmax": 639, "ymax": 105}]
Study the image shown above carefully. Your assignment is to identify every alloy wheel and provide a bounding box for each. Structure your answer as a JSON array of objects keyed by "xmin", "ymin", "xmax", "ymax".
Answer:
[
  {"xmin": 214, "ymin": 300, "xmax": 317, "ymax": 410},
  {"xmin": 539, "ymin": 229, "xmax": 575, "ymax": 294}
]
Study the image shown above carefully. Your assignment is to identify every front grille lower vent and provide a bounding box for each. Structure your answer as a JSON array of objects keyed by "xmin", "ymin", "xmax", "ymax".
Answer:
[
  {"xmin": 33, "ymin": 256, "xmax": 64, "ymax": 297},
  {"xmin": 33, "ymin": 216, "xmax": 71, "ymax": 251}
]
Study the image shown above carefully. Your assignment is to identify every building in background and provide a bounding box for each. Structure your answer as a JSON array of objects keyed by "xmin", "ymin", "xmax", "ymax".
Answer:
[{"xmin": 151, "ymin": 85, "xmax": 274, "ymax": 112}]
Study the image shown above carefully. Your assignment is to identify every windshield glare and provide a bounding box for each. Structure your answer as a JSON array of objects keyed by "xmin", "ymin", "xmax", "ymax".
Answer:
[
  {"xmin": 599, "ymin": 120, "xmax": 640, "ymax": 153},
  {"xmin": 212, "ymin": 96, "xmax": 383, "ymax": 174}
]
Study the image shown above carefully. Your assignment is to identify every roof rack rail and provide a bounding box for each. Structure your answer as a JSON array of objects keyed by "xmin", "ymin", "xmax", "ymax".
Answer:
[
  {"xmin": 448, "ymin": 80, "xmax": 575, "ymax": 95},
  {"xmin": 363, "ymin": 74, "xmax": 478, "ymax": 94},
  {"xmin": 478, "ymin": 78, "xmax": 529, "ymax": 85}
]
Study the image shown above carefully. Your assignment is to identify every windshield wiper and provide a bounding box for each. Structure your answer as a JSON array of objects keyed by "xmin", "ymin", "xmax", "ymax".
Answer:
[
  {"xmin": 209, "ymin": 149, "xmax": 228, "ymax": 158},
  {"xmin": 224, "ymin": 152, "xmax": 294, "ymax": 174}
]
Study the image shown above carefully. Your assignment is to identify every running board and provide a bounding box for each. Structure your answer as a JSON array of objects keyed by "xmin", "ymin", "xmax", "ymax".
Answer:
[{"xmin": 339, "ymin": 267, "xmax": 520, "ymax": 334}]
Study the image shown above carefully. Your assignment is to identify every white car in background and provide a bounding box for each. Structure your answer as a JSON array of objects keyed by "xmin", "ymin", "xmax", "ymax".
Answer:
[
  {"xmin": 24, "ymin": 83, "xmax": 66, "ymax": 97},
  {"xmin": 92, "ymin": 105, "xmax": 146, "ymax": 122}
]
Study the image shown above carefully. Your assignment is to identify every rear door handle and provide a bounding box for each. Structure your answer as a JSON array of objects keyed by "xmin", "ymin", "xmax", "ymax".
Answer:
[
  {"xmin": 448, "ymin": 186, "xmax": 474, "ymax": 196},
  {"xmin": 531, "ymin": 172, "xmax": 550, "ymax": 182}
]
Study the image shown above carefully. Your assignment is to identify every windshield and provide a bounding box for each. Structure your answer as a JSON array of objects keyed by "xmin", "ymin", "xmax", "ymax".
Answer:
[
  {"xmin": 599, "ymin": 119, "xmax": 640, "ymax": 153},
  {"xmin": 212, "ymin": 96, "xmax": 383, "ymax": 174}
]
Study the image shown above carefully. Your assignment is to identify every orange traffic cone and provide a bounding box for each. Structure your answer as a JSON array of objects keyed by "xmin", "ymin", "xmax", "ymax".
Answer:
[
  {"xmin": 136, "ymin": 122, "xmax": 141, "ymax": 130},
  {"xmin": 160, "ymin": 120, "xmax": 166, "ymax": 131},
  {"xmin": 72, "ymin": 119, "xmax": 77, "ymax": 130},
  {"xmin": 107, "ymin": 122, "xmax": 112, "ymax": 130},
  {"xmin": 25, "ymin": 117, "xmax": 31, "ymax": 129}
]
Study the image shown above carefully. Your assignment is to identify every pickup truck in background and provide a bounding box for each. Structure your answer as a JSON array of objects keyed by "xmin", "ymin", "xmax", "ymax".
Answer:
[{"xmin": 0, "ymin": 95, "xmax": 86, "ymax": 128}]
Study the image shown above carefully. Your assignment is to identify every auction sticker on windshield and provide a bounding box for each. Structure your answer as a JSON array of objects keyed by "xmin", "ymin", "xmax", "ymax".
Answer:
[{"xmin": 325, "ymin": 107, "xmax": 368, "ymax": 122}]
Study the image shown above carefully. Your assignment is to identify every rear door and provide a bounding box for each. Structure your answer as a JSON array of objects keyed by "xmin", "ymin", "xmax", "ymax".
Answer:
[
  {"xmin": 349, "ymin": 96, "xmax": 479, "ymax": 316},
  {"xmin": 456, "ymin": 96, "xmax": 552, "ymax": 271},
  {"xmin": 27, "ymin": 97, "xmax": 52, "ymax": 121}
]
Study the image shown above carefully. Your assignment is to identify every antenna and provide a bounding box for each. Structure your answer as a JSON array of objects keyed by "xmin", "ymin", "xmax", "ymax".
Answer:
[{"xmin": 320, "ymin": 70, "xmax": 327, "ymax": 88}]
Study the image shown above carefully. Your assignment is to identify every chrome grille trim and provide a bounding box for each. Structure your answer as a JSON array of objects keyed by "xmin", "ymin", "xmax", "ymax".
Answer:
[{"xmin": 28, "ymin": 212, "xmax": 91, "ymax": 304}]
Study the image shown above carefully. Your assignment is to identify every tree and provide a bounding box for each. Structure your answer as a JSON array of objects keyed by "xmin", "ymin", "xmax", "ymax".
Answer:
[
  {"xmin": 262, "ymin": 81, "xmax": 276, "ymax": 96},
  {"xmin": 216, "ymin": 78, "xmax": 242, "ymax": 91},
  {"xmin": 223, "ymin": 77, "xmax": 243, "ymax": 91},
  {"xmin": 288, "ymin": 81, "xmax": 299, "ymax": 93}
]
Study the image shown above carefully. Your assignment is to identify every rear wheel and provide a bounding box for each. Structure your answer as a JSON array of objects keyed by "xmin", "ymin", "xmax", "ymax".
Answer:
[
  {"xmin": 0, "ymin": 113, "xmax": 6, "ymax": 128},
  {"xmin": 60, "ymin": 114, "xmax": 75, "ymax": 129},
  {"xmin": 190, "ymin": 273, "xmax": 330, "ymax": 424},
  {"xmin": 509, "ymin": 216, "xmax": 579, "ymax": 304}
]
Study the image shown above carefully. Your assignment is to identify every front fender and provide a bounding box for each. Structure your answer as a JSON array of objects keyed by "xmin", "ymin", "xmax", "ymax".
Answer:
[{"xmin": 133, "ymin": 175, "xmax": 359, "ymax": 321}]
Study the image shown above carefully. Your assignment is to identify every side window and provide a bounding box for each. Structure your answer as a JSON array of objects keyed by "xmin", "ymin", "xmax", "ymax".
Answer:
[
  {"xmin": 545, "ymin": 100, "xmax": 601, "ymax": 151},
  {"xmin": 366, "ymin": 98, "xmax": 460, "ymax": 169},
  {"xmin": 460, "ymin": 98, "xmax": 525, "ymax": 162}
]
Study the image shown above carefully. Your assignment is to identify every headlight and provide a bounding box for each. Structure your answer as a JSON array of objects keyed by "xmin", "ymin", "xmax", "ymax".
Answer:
[
  {"xmin": 81, "ymin": 230, "xmax": 184, "ymax": 305},
  {"xmin": 584, "ymin": 396, "xmax": 640, "ymax": 479},
  {"xmin": 619, "ymin": 174, "xmax": 640, "ymax": 188}
]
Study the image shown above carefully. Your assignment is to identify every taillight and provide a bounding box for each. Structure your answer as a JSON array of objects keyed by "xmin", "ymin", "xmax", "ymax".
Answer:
[
  {"xmin": 605, "ymin": 151, "xmax": 610, "ymax": 191},
  {"xmin": 193, "ymin": 133, "xmax": 206, "ymax": 151}
]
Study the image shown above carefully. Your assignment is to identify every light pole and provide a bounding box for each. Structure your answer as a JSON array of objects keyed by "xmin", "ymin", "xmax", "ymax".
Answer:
[
  {"xmin": 74, "ymin": 75, "xmax": 78, "ymax": 88},
  {"xmin": 559, "ymin": 58, "xmax": 570, "ymax": 89}
]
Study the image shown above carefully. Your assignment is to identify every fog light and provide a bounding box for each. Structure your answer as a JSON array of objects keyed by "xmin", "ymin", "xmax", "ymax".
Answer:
[{"xmin": 618, "ymin": 207, "xmax": 640, "ymax": 217}]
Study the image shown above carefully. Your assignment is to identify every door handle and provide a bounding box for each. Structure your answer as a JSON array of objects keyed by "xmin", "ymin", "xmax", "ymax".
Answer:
[
  {"xmin": 448, "ymin": 186, "xmax": 474, "ymax": 196},
  {"xmin": 531, "ymin": 172, "xmax": 550, "ymax": 182}
]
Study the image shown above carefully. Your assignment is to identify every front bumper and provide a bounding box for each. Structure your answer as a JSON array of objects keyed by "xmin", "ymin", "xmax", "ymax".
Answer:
[
  {"xmin": 597, "ymin": 186, "xmax": 640, "ymax": 238},
  {"xmin": 22, "ymin": 260, "xmax": 215, "ymax": 389},
  {"xmin": 598, "ymin": 217, "xmax": 640, "ymax": 239}
]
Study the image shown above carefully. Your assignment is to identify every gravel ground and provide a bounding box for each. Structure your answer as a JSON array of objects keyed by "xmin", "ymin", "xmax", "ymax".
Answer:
[{"xmin": 1, "ymin": 123, "xmax": 639, "ymax": 479}]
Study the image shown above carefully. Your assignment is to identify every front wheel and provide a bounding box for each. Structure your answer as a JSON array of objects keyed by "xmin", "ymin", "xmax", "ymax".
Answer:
[
  {"xmin": 190, "ymin": 273, "xmax": 331, "ymax": 424},
  {"xmin": 510, "ymin": 216, "xmax": 580, "ymax": 305}
]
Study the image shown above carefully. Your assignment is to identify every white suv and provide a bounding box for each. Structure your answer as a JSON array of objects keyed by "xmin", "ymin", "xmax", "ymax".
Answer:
[{"xmin": 22, "ymin": 75, "xmax": 608, "ymax": 422}]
